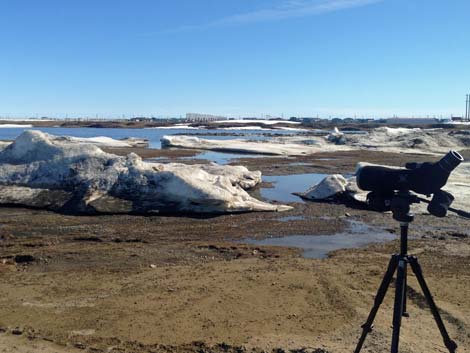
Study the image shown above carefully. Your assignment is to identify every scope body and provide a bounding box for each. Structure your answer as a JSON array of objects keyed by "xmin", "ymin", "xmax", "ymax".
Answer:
[
  {"xmin": 356, "ymin": 151, "xmax": 463, "ymax": 196},
  {"xmin": 356, "ymin": 151, "xmax": 464, "ymax": 217}
]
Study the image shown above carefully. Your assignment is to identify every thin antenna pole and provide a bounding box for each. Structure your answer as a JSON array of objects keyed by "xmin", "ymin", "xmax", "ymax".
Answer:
[
  {"xmin": 467, "ymin": 94, "xmax": 469, "ymax": 121},
  {"xmin": 466, "ymin": 94, "xmax": 468, "ymax": 121},
  {"xmin": 467, "ymin": 94, "xmax": 470, "ymax": 121}
]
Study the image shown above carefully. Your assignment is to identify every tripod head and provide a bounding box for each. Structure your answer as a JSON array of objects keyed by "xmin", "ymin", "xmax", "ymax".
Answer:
[
  {"xmin": 366, "ymin": 189, "xmax": 470, "ymax": 220},
  {"xmin": 389, "ymin": 191, "xmax": 419, "ymax": 223},
  {"xmin": 367, "ymin": 190, "xmax": 420, "ymax": 223},
  {"xmin": 366, "ymin": 190, "xmax": 420, "ymax": 223}
]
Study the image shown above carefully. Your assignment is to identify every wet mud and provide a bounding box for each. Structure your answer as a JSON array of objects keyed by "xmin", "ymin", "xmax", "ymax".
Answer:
[{"xmin": 1, "ymin": 149, "xmax": 470, "ymax": 353}]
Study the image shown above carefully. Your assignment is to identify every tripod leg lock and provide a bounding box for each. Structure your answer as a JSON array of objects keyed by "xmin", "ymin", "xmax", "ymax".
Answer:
[{"xmin": 360, "ymin": 323, "xmax": 373, "ymax": 332}]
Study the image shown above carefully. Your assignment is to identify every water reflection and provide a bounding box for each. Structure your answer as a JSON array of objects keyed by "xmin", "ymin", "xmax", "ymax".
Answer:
[
  {"xmin": 190, "ymin": 151, "xmax": 269, "ymax": 165},
  {"xmin": 261, "ymin": 173, "xmax": 327, "ymax": 203},
  {"xmin": 242, "ymin": 221, "xmax": 395, "ymax": 259}
]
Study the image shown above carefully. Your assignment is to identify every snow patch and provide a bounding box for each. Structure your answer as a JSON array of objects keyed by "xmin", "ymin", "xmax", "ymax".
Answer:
[
  {"xmin": 374, "ymin": 127, "xmax": 422, "ymax": 136},
  {"xmin": 0, "ymin": 124, "xmax": 33, "ymax": 128},
  {"xmin": 66, "ymin": 136, "xmax": 133, "ymax": 147}
]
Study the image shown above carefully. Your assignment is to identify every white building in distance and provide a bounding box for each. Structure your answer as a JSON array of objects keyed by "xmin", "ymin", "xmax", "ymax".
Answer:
[{"xmin": 185, "ymin": 113, "xmax": 227, "ymax": 122}]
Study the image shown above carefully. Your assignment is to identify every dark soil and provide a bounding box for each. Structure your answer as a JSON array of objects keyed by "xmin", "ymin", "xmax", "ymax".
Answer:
[{"xmin": 0, "ymin": 150, "xmax": 469, "ymax": 353}]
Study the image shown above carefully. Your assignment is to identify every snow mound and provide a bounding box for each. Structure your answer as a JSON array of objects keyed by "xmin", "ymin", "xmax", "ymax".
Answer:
[
  {"xmin": 164, "ymin": 127, "xmax": 469, "ymax": 157},
  {"xmin": 326, "ymin": 127, "xmax": 346, "ymax": 144},
  {"xmin": 375, "ymin": 127, "xmax": 422, "ymax": 136},
  {"xmin": 329, "ymin": 127, "xmax": 470, "ymax": 154},
  {"xmin": 161, "ymin": 135, "xmax": 352, "ymax": 156},
  {"xmin": 0, "ymin": 130, "xmax": 291, "ymax": 214},
  {"xmin": 0, "ymin": 130, "xmax": 106, "ymax": 163}
]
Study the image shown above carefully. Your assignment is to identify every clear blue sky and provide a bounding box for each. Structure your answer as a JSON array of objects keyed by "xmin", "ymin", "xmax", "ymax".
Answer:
[{"xmin": 1, "ymin": 0, "xmax": 469, "ymax": 119}]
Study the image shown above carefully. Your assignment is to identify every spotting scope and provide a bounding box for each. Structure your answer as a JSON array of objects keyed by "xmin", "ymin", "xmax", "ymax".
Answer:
[{"xmin": 356, "ymin": 151, "xmax": 464, "ymax": 217}]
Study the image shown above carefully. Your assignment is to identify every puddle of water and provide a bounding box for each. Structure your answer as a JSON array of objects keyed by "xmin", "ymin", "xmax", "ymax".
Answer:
[
  {"xmin": 343, "ymin": 131, "xmax": 368, "ymax": 135},
  {"xmin": 145, "ymin": 157, "xmax": 168, "ymax": 162},
  {"xmin": 242, "ymin": 221, "xmax": 395, "ymax": 259},
  {"xmin": 261, "ymin": 173, "xmax": 327, "ymax": 203},
  {"xmin": 191, "ymin": 151, "xmax": 268, "ymax": 165},
  {"xmin": 146, "ymin": 151, "xmax": 269, "ymax": 165}
]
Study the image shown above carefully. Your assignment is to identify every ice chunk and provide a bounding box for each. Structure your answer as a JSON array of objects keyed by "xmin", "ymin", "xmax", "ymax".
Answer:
[
  {"xmin": 161, "ymin": 135, "xmax": 351, "ymax": 156},
  {"xmin": 0, "ymin": 130, "xmax": 292, "ymax": 214},
  {"xmin": 299, "ymin": 174, "xmax": 348, "ymax": 200}
]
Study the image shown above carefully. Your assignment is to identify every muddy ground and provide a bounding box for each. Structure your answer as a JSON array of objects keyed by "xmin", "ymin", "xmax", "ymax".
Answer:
[{"xmin": 1, "ymin": 149, "xmax": 470, "ymax": 353}]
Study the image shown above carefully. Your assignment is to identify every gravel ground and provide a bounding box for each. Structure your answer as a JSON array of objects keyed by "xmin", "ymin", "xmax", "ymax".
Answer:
[{"xmin": 0, "ymin": 148, "xmax": 469, "ymax": 353}]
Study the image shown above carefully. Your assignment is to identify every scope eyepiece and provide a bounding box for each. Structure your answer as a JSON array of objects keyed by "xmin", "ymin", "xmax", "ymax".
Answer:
[{"xmin": 438, "ymin": 150, "xmax": 463, "ymax": 173}]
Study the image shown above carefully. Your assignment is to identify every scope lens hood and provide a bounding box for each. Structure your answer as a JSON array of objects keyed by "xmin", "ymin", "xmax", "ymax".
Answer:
[{"xmin": 438, "ymin": 150, "xmax": 464, "ymax": 172}]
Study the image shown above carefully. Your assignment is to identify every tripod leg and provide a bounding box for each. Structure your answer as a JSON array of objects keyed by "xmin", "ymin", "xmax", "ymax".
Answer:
[
  {"xmin": 402, "ymin": 265, "xmax": 409, "ymax": 317},
  {"xmin": 391, "ymin": 258, "xmax": 406, "ymax": 353},
  {"xmin": 408, "ymin": 256, "xmax": 458, "ymax": 353},
  {"xmin": 354, "ymin": 255, "xmax": 399, "ymax": 353},
  {"xmin": 399, "ymin": 222, "xmax": 409, "ymax": 318}
]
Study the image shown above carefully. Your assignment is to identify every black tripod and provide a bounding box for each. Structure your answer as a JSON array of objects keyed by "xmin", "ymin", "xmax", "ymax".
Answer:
[{"xmin": 354, "ymin": 191, "xmax": 458, "ymax": 353}]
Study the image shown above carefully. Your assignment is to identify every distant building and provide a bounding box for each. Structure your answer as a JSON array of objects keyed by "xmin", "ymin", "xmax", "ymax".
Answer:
[
  {"xmin": 385, "ymin": 118, "xmax": 439, "ymax": 125},
  {"xmin": 451, "ymin": 116, "xmax": 464, "ymax": 122},
  {"xmin": 299, "ymin": 117, "xmax": 322, "ymax": 123},
  {"xmin": 185, "ymin": 113, "xmax": 227, "ymax": 122}
]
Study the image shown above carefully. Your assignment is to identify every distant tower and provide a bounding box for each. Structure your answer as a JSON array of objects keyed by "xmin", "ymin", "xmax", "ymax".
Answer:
[
  {"xmin": 466, "ymin": 94, "xmax": 468, "ymax": 121},
  {"xmin": 467, "ymin": 94, "xmax": 470, "ymax": 121}
]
